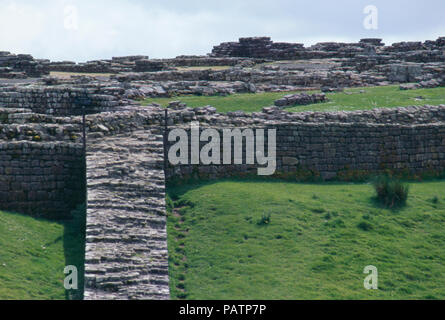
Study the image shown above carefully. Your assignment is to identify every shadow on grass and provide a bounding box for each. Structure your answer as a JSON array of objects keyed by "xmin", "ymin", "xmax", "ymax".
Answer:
[
  {"xmin": 0, "ymin": 204, "xmax": 86, "ymax": 300},
  {"xmin": 62, "ymin": 203, "xmax": 86, "ymax": 300},
  {"xmin": 36, "ymin": 204, "xmax": 87, "ymax": 300},
  {"xmin": 167, "ymin": 176, "xmax": 371, "ymax": 200},
  {"xmin": 367, "ymin": 196, "xmax": 408, "ymax": 213}
]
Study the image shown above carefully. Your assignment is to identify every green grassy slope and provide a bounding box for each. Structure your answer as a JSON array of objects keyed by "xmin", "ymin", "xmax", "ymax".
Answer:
[
  {"xmin": 143, "ymin": 85, "xmax": 445, "ymax": 113},
  {"xmin": 167, "ymin": 179, "xmax": 445, "ymax": 300},
  {"xmin": 0, "ymin": 206, "xmax": 86, "ymax": 300}
]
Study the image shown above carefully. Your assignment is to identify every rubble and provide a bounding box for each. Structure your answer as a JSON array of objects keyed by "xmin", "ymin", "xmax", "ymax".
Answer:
[{"xmin": 274, "ymin": 93, "xmax": 327, "ymax": 107}]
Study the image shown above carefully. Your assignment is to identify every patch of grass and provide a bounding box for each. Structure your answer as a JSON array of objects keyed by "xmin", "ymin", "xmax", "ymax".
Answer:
[
  {"xmin": 144, "ymin": 91, "xmax": 302, "ymax": 113},
  {"xmin": 143, "ymin": 85, "xmax": 445, "ymax": 114},
  {"xmin": 286, "ymin": 85, "xmax": 445, "ymax": 113},
  {"xmin": 0, "ymin": 205, "xmax": 86, "ymax": 300},
  {"xmin": 50, "ymin": 71, "xmax": 113, "ymax": 79},
  {"xmin": 167, "ymin": 179, "xmax": 445, "ymax": 299}
]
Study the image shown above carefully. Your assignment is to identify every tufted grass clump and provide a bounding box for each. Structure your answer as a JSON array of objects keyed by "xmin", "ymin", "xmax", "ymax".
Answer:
[
  {"xmin": 372, "ymin": 175, "xmax": 409, "ymax": 208},
  {"xmin": 257, "ymin": 212, "xmax": 271, "ymax": 226}
]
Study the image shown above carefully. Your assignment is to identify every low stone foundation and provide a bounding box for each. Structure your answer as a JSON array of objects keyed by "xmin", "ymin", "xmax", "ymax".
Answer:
[{"xmin": 274, "ymin": 93, "xmax": 327, "ymax": 107}]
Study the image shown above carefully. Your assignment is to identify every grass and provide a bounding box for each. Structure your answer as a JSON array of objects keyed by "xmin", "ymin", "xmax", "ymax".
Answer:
[
  {"xmin": 143, "ymin": 85, "xmax": 445, "ymax": 114},
  {"xmin": 167, "ymin": 179, "xmax": 445, "ymax": 300},
  {"xmin": 50, "ymin": 71, "xmax": 113, "ymax": 79},
  {"xmin": 0, "ymin": 205, "xmax": 86, "ymax": 300},
  {"xmin": 143, "ymin": 91, "xmax": 302, "ymax": 113}
]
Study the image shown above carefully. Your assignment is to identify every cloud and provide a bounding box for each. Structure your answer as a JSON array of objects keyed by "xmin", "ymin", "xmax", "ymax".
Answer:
[{"xmin": 0, "ymin": 0, "xmax": 444, "ymax": 62}]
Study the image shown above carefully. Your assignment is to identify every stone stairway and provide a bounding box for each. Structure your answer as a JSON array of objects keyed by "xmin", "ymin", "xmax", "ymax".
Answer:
[{"xmin": 84, "ymin": 129, "xmax": 170, "ymax": 300}]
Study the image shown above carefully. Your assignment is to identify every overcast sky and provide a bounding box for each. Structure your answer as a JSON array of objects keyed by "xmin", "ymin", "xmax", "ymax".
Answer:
[{"xmin": 1, "ymin": 0, "xmax": 444, "ymax": 62}]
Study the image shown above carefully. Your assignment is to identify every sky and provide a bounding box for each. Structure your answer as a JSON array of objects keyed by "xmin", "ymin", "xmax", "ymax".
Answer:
[{"xmin": 1, "ymin": 0, "xmax": 444, "ymax": 62}]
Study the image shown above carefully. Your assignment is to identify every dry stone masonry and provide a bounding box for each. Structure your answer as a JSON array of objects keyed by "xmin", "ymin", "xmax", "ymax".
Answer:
[
  {"xmin": 84, "ymin": 127, "xmax": 169, "ymax": 300},
  {"xmin": 0, "ymin": 141, "xmax": 84, "ymax": 218},
  {"xmin": 0, "ymin": 51, "xmax": 49, "ymax": 78},
  {"xmin": 164, "ymin": 104, "xmax": 445, "ymax": 181}
]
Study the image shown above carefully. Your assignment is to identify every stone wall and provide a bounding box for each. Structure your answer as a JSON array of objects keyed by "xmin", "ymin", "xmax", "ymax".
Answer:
[
  {"xmin": 0, "ymin": 85, "xmax": 122, "ymax": 116},
  {"xmin": 164, "ymin": 105, "xmax": 445, "ymax": 181},
  {"xmin": 211, "ymin": 36, "xmax": 445, "ymax": 62},
  {"xmin": 211, "ymin": 37, "xmax": 305, "ymax": 60},
  {"xmin": 48, "ymin": 56, "xmax": 147, "ymax": 74},
  {"xmin": 114, "ymin": 68, "xmax": 372, "ymax": 88},
  {"xmin": 163, "ymin": 56, "xmax": 263, "ymax": 67},
  {"xmin": 48, "ymin": 56, "xmax": 169, "ymax": 74},
  {"xmin": 0, "ymin": 51, "xmax": 49, "ymax": 78},
  {"xmin": 0, "ymin": 105, "xmax": 163, "ymax": 219},
  {"xmin": 0, "ymin": 141, "xmax": 84, "ymax": 218},
  {"xmin": 84, "ymin": 129, "xmax": 169, "ymax": 300},
  {"xmin": 1, "ymin": 103, "xmax": 445, "ymax": 219}
]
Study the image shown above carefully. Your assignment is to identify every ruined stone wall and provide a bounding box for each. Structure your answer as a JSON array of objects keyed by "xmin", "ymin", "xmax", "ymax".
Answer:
[
  {"xmin": 0, "ymin": 106, "xmax": 163, "ymax": 219},
  {"xmin": 1, "ymin": 104, "xmax": 445, "ymax": 219},
  {"xmin": 163, "ymin": 56, "xmax": 263, "ymax": 67},
  {"xmin": 114, "ymin": 68, "xmax": 370, "ymax": 88},
  {"xmin": 165, "ymin": 105, "xmax": 445, "ymax": 181},
  {"xmin": 211, "ymin": 36, "xmax": 445, "ymax": 62},
  {"xmin": 80, "ymin": 107, "xmax": 169, "ymax": 300},
  {"xmin": 84, "ymin": 128, "xmax": 169, "ymax": 300},
  {"xmin": 0, "ymin": 51, "xmax": 49, "ymax": 78},
  {"xmin": 48, "ymin": 56, "xmax": 167, "ymax": 74},
  {"xmin": 0, "ymin": 141, "xmax": 84, "ymax": 218},
  {"xmin": 211, "ymin": 37, "xmax": 305, "ymax": 60},
  {"xmin": 0, "ymin": 85, "xmax": 121, "ymax": 116}
]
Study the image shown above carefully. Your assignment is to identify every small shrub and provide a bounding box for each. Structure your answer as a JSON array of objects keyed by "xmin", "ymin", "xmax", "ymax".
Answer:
[
  {"xmin": 431, "ymin": 196, "xmax": 439, "ymax": 204},
  {"xmin": 258, "ymin": 212, "xmax": 271, "ymax": 226},
  {"xmin": 372, "ymin": 175, "xmax": 409, "ymax": 208}
]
